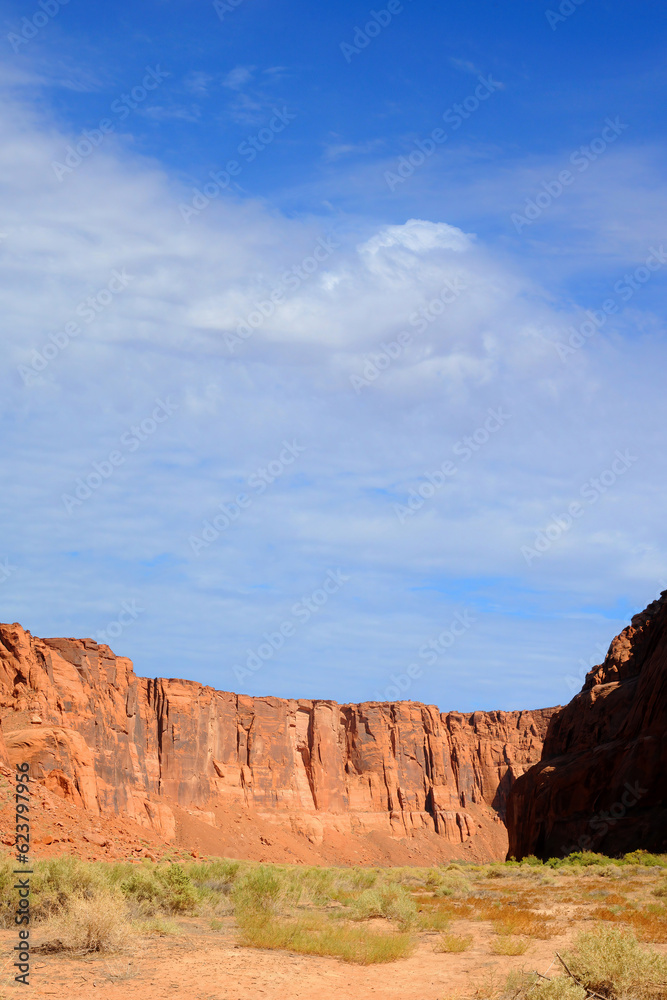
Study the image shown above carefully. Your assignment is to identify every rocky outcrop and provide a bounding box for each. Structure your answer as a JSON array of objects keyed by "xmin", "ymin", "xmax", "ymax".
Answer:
[
  {"xmin": 507, "ymin": 593, "xmax": 667, "ymax": 860},
  {"xmin": 0, "ymin": 622, "xmax": 557, "ymax": 859}
]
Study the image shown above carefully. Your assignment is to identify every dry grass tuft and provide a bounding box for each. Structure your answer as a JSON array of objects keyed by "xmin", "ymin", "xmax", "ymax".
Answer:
[
  {"xmin": 36, "ymin": 893, "xmax": 131, "ymax": 954},
  {"xmin": 417, "ymin": 910, "xmax": 452, "ymax": 932},
  {"xmin": 237, "ymin": 912, "xmax": 414, "ymax": 964},
  {"xmin": 490, "ymin": 936, "xmax": 530, "ymax": 955},
  {"xmin": 436, "ymin": 932, "xmax": 473, "ymax": 953}
]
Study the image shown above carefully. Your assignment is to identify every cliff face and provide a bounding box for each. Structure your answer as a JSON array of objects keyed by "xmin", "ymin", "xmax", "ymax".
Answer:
[
  {"xmin": 0, "ymin": 622, "xmax": 556, "ymax": 860},
  {"xmin": 507, "ymin": 593, "xmax": 667, "ymax": 860}
]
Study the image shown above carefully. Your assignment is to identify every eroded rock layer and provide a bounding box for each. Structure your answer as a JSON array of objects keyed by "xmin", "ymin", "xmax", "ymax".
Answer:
[
  {"xmin": 0, "ymin": 622, "xmax": 556, "ymax": 860},
  {"xmin": 507, "ymin": 593, "xmax": 667, "ymax": 860}
]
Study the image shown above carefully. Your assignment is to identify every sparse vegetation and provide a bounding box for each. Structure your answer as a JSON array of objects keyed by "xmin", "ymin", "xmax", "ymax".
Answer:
[
  {"xmin": 237, "ymin": 912, "xmax": 414, "ymax": 964},
  {"xmin": 35, "ymin": 891, "xmax": 131, "ymax": 954},
  {"xmin": 436, "ymin": 932, "xmax": 473, "ymax": 952},
  {"xmin": 509, "ymin": 925, "xmax": 667, "ymax": 1000},
  {"xmin": 136, "ymin": 916, "xmax": 182, "ymax": 936},
  {"xmin": 2, "ymin": 849, "xmax": 666, "ymax": 972},
  {"xmin": 490, "ymin": 935, "xmax": 530, "ymax": 955}
]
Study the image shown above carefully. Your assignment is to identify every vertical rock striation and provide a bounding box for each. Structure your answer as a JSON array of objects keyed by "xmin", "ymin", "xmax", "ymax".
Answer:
[{"xmin": 0, "ymin": 622, "xmax": 556, "ymax": 858}]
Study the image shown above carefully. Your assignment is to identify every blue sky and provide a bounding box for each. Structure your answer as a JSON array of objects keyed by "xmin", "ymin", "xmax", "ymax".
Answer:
[{"xmin": 1, "ymin": 0, "xmax": 666, "ymax": 712}]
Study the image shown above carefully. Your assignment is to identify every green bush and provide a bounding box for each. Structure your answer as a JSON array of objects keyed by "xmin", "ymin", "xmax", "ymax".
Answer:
[
  {"xmin": 623, "ymin": 850, "xmax": 667, "ymax": 868},
  {"xmin": 232, "ymin": 865, "xmax": 301, "ymax": 919},
  {"xmin": 116, "ymin": 862, "xmax": 198, "ymax": 914},
  {"xmin": 350, "ymin": 884, "xmax": 416, "ymax": 928}
]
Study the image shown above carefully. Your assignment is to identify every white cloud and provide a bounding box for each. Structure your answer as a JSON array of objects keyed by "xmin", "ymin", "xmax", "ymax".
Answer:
[
  {"xmin": 222, "ymin": 65, "xmax": 255, "ymax": 91},
  {"xmin": 1, "ymin": 85, "xmax": 666, "ymax": 712},
  {"xmin": 358, "ymin": 219, "xmax": 473, "ymax": 256}
]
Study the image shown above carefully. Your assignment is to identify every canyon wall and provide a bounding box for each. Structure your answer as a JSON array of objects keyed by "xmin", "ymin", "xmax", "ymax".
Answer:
[
  {"xmin": 507, "ymin": 592, "xmax": 667, "ymax": 860},
  {"xmin": 0, "ymin": 622, "xmax": 556, "ymax": 860}
]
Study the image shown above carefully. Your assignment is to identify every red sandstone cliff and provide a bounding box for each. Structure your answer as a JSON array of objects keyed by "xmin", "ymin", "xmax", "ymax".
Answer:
[
  {"xmin": 0, "ymin": 622, "xmax": 556, "ymax": 863},
  {"xmin": 507, "ymin": 592, "xmax": 667, "ymax": 860}
]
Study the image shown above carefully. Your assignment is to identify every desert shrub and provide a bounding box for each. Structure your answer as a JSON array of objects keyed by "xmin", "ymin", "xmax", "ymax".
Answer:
[
  {"xmin": 12, "ymin": 857, "xmax": 108, "ymax": 924},
  {"xmin": 565, "ymin": 924, "xmax": 667, "ymax": 1000},
  {"xmin": 506, "ymin": 970, "xmax": 586, "ymax": 1000},
  {"xmin": 160, "ymin": 863, "xmax": 198, "ymax": 912},
  {"xmin": 345, "ymin": 867, "xmax": 379, "ymax": 891},
  {"xmin": 432, "ymin": 872, "xmax": 472, "ymax": 897},
  {"xmin": 558, "ymin": 852, "xmax": 613, "ymax": 868},
  {"xmin": 186, "ymin": 858, "xmax": 243, "ymax": 891},
  {"xmin": 36, "ymin": 891, "xmax": 130, "ymax": 954},
  {"xmin": 116, "ymin": 862, "xmax": 199, "ymax": 914},
  {"xmin": 487, "ymin": 865, "xmax": 514, "ymax": 878},
  {"xmin": 622, "ymin": 850, "xmax": 667, "ymax": 869},
  {"xmin": 232, "ymin": 865, "xmax": 301, "ymax": 919},
  {"xmin": 349, "ymin": 884, "xmax": 416, "ymax": 927},
  {"xmin": 114, "ymin": 865, "xmax": 164, "ymax": 911},
  {"xmin": 295, "ymin": 866, "xmax": 338, "ymax": 905},
  {"xmin": 436, "ymin": 932, "xmax": 473, "ymax": 953}
]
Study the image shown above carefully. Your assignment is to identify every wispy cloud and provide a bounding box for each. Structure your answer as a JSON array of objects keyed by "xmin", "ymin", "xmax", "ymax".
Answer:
[
  {"xmin": 143, "ymin": 104, "xmax": 201, "ymax": 123},
  {"xmin": 184, "ymin": 71, "xmax": 214, "ymax": 97},
  {"xmin": 322, "ymin": 136, "xmax": 385, "ymax": 162},
  {"xmin": 450, "ymin": 57, "xmax": 482, "ymax": 75},
  {"xmin": 222, "ymin": 65, "xmax": 255, "ymax": 91},
  {"xmin": 1, "ymin": 82, "xmax": 666, "ymax": 712}
]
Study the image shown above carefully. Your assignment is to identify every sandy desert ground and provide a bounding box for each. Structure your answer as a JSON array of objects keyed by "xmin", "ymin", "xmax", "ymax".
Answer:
[{"xmin": 2, "ymin": 859, "xmax": 665, "ymax": 1000}]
